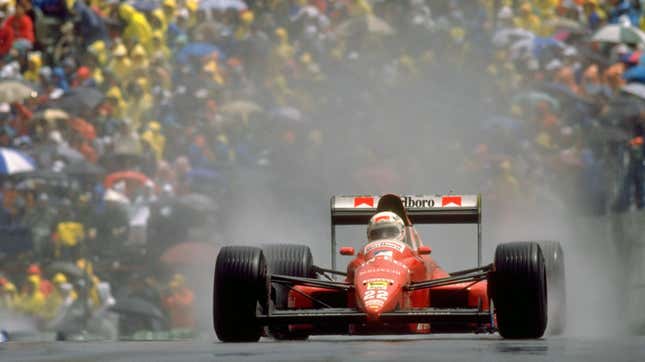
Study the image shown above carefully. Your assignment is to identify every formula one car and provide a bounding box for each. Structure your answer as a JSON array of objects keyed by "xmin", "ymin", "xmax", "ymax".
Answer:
[{"xmin": 213, "ymin": 194, "xmax": 565, "ymax": 341}]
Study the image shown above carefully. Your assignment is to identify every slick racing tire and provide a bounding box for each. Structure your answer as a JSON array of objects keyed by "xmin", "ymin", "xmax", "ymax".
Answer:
[
  {"xmin": 491, "ymin": 242, "xmax": 547, "ymax": 339},
  {"xmin": 262, "ymin": 244, "xmax": 314, "ymax": 341},
  {"xmin": 213, "ymin": 246, "xmax": 268, "ymax": 342},
  {"xmin": 537, "ymin": 241, "xmax": 566, "ymax": 335}
]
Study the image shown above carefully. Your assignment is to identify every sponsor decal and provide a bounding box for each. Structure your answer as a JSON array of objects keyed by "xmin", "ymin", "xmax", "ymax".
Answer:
[
  {"xmin": 374, "ymin": 215, "xmax": 391, "ymax": 223},
  {"xmin": 364, "ymin": 299, "xmax": 385, "ymax": 308},
  {"xmin": 358, "ymin": 268, "xmax": 402, "ymax": 277},
  {"xmin": 401, "ymin": 196, "xmax": 435, "ymax": 208},
  {"xmin": 441, "ymin": 196, "xmax": 462, "ymax": 207},
  {"xmin": 364, "ymin": 290, "xmax": 389, "ymax": 301},
  {"xmin": 354, "ymin": 196, "xmax": 375, "ymax": 208},
  {"xmin": 373, "ymin": 250, "xmax": 393, "ymax": 258},
  {"xmin": 366, "ymin": 280, "xmax": 389, "ymax": 290},
  {"xmin": 364, "ymin": 240, "xmax": 406, "ymax": 253}
]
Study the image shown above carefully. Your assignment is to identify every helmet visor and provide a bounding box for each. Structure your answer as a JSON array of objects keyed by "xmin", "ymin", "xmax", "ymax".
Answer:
[{"xmin": 368, "ymin": 225, "xmax": 402, "ymax": 241}]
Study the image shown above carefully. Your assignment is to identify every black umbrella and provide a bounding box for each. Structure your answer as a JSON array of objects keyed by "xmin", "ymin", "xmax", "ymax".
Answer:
[
  {"xmin": 47, "ymin": 261, "xmax": 86, "ymax": 279},
  {"xmin": 64, "ymin": 160, "xmax": 105, "ymax": 178},
  {"xmin": 50, "ymin": 87, "xmax": 104, "ymax": 115},
  {"xmin": 12, "ymin": 170, "xmax": 71, "ymax": 189},
  {"xmin": 176, "ymin": 193, "xmax": 218, "ymax": 213},
  {"xmin": 109, "ymin": 297, "xmax": 166, "ymax": 321},
  {"xmin": 537, "ymin": 82, "xmax": 595, "ymax": 105}
]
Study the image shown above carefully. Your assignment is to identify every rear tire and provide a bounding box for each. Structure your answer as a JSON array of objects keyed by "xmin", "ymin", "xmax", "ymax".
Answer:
[
  {"xmin": 262, "ymin": 244, "xmax": 314, "ymax": 340},
  {"xmin": 492, "ymin": 241, "xmax": 547, "ymax": 339},
  {"xmin": 213, "ymin": 246, "xmax": 267, "ymax": 342},
  {"xmin": 537, "ymin": 241, "xmax": 566, "ymax": 335}
]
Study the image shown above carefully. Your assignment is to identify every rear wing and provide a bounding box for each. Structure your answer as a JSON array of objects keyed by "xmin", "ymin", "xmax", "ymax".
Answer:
[{"xmin": 330, "ymin": 194, "xmax": 482, "ymax": 269}]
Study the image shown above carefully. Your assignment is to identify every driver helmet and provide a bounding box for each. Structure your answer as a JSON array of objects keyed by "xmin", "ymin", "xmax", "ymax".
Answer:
[{"xmin": 367, "ymin": 211, "xmax": 406, "ymax": 243}]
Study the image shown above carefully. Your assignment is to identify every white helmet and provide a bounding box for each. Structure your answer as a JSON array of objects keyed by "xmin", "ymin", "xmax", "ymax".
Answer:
[{"xmin": 367, "ymin": 211, "xmax": 406, "ymax": 243}]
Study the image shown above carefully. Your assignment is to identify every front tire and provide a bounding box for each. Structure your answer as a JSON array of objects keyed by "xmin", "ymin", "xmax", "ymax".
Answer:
[
  {"xmin": 537, "ymin": 241, "xmax": 566, "ymax": 335},
  {"xmin": 492, "ymin": 241, "xmax": 547, "ymax": 339},
  {"xmin": 262, "ymin": 244, "xmax": 314, "ymax": 340},
  {"xmin": 213, "ymin": 246, "xmax": 267, "ymax": 342}
]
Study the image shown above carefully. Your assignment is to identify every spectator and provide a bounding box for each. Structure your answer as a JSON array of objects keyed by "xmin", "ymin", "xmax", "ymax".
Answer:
[
  {"xmin": 162, "ymin": 274, "xmax": 194, "ymax": 331},
  {"xmin": 5, "ymin": 3, "xmax": 34, "ymax": 49}
]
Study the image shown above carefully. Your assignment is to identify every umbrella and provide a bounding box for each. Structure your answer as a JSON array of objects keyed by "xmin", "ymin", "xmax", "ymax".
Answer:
[
  {"xmin": 160, "ymin": 241, "xmax": 218, "ymax": 265},
  {"xmin": 270, "ymin": 106, "xmax": 306, "ymax": 124},
  {"xmin": 50, "ymin": 87, "xmax": 104, "ymax": 115},
  {"xmin": 0, "ymin": 80, "xmax": 37, "ymax": 103},
  {"xmin": 0, "ymin": 147, "xmax": 35, "ymax": 175},
  {"xmin": 624, "ymin": 65, "xmax": 645, "ymax": 83},
  {"xmin": 57, "ymin": 144, "xmax": 85, "ymax": 161},
  {"xmin": 592, "ymin": 24, "xmax": 645, "ymax": 44},
  {"xmin": 176, "ymin": 193, "xmax": 218, "ymax": 213},
  {"xmin": 198, "ymin": 0, "xmax": 247, "ymax": 11},
  {"xmin": 63, "ymin": 160, "xmax": 105, "ymax": 177},
  {"xmin": 512, "ymin": 91, "xmax": 560, "ymax": 111},
  {"xmin": 186, "ymin": 167, "xmax": 223, "ymax": 186},
  {"xmin": 481, "ymin": 116, "xmax": 522, "ymax": 131},
  {"xmin": 175, "ymin": 42, "xmax": 223, "ymax": 64},
  {"xmin": 47, "ymin": 261, "xmax": 85, "ymax": 279},
  {"xmin": 545, "ymin": 17, "xmax": 584, "ymax": 32},
  {"xmin": 622, "ymin": 82, "xmax": 645, "ymax": 100},
  {"xmin": 336, "ymin": 15, "xmax": 395, "ymax": 36},
  {"xmin": 220, "ymin": 100, "xmax": 262, "ymax": 117},
  {"xmin": 103, "ymin": 188, "xmax": 130, "ymax": 204},
  {"xmin": 133, "ymin": 0, "xmax": 160, "ymax": 11},
  {"xmin": 492, "ymin": 27, "xmax": 534, "ymax": 48},
  {"xmin": 34, "ymin": 108, "xmax": 70, "ymax": 122},
  {"xmin": 13, "ymin": 170, "xmax": 68, "ymax": 183},
  {"xmin": 109, "ymin": 297, "xmax": 165, "ymax": 320},
  {"xmin": 69, "ymin": 117, "xmax": 96, "ymax": 140},
  {"xmin": 510, "ymin": 36, "xmax": 563, "ymax": 60},
  {"xmin": 537, "ymin": 82, "xmax": 594, "ymax": 105},
  {"xmin": 104, "ymin": 170, "xmax": 152, "ymax": 189}
]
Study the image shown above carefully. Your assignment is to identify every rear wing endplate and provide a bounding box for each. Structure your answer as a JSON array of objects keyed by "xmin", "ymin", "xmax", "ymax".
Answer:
[{"xmin": 330, "ymin": 194, "xmax": 482, "ymax": 269}]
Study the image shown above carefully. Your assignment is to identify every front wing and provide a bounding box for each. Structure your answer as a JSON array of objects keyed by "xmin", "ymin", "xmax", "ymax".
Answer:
[
  {"xmin": 263, "ymin": 264, "xmax": 493, "ymax": 331},
  {"xmin": 258, "ymin": 307, "xmax": 491, "ymax": 326}
]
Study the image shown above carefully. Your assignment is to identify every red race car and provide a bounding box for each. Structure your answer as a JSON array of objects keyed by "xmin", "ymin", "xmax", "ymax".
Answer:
[{"xmin": 213, "ymin": 194, "xmax": 566, "ymax": 341}]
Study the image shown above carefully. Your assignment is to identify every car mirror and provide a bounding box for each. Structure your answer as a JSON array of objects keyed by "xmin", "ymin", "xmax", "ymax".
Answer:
[
  {"xmin": 339, "ymin": 247, "xmax": 355, "ymax": 256},
  {"xmin": 418, "ymin": 245, "xmax": 431, "ymax": 255}
]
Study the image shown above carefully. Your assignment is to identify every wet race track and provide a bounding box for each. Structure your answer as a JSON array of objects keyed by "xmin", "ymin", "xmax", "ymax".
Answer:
[{"xmin": 3, "ymin": 335, "xmax": 645, "ymax": 362}]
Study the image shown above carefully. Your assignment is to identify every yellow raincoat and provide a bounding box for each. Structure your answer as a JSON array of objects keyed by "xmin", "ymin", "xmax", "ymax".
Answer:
[
  {"xmin": 43, "ymin": 273, "xmax": 78, "ymax": 320},
  {"xmin": 106, "ymin": 86, "xmax": 127, "ymax": 119},
  {"xmin": 162, "ymin": 0, "xmax": 177, "ymax": 22},
  {"xmin": 234, "ymin": 10, "xmax": 254, "ymax": 40},
  {"xmin": 76, "ymin": 259, "xmax": 101, "ymax": 309},
  {"xmin": 348, "ymin": 0, "xmax": 373, "ymax": 16},
  {"xmin": 16, "ymin": 276, "xmax": 46, "ymax": 318},
  {"xmin": 54, "ymin": 221, "xmax": 85, "ymax": 258},
  {"xmin": 130, "ymin": 44, "xmax": 150, "ymax": 76},
  {"xmin": 89, "ymin": 40, "xmax": 109, "ymax": 66},
  {"xmin": 108, "ymin": 44, "xmax": 134, "ymax": 80},
  {"xmin": 119, "ymin": 4, "xmax": 154, "ymax": 52},
  {"xmin": 514, "ymin": 3, "xmax": 541, "ymax": 33},
  {"xmin": 151, "ymin": 8, "xmax": 168, "ymax": 34},
  {"xmin": 1, "ymin": 282, "xmax": 17, "ymax": 309},
  {"xmin": 203, "ymin": 57, "xmax": 225, "ymax": 85},
  {"xmin": 125, "ymin": 79, "xmax": 154, "ymax": 129},
  {"xmin": 142, "ymin": 121, "xmax": 166, "ymax": 160},
  {"xmin": 152, "ymin": 31, "xmax": 171, "ymax": 60},
  {"xmin": 23, "ymin": 53, "xmax": 42, "ymax": 83}
]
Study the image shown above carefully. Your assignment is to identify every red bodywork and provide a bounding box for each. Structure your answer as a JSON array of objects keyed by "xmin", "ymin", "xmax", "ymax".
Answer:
[{"xmin": 286, "ymin": 227, "xmax": 490, "ymax": 335}]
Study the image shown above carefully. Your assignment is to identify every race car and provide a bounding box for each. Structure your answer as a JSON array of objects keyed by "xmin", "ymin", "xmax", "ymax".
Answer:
[{"xmin": 213, "ymin": 194, "xmax": 566, "ymax": 341}]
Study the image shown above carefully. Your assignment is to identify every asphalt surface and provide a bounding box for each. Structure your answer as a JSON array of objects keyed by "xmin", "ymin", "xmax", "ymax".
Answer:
[{"xmin": 2, "ymin": 335, "xmax": 645, "ymax": 362}]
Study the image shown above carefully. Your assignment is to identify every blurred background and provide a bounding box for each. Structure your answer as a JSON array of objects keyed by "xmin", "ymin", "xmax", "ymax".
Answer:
[{"xmin": 1, "ymin": 0, "xmax": 645, "ymax": 341}]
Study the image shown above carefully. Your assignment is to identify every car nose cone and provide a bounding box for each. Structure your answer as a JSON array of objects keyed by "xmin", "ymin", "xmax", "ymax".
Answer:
[{"xmin": 355, "ymin": 257, "xmax": 408, "ymax": 320}]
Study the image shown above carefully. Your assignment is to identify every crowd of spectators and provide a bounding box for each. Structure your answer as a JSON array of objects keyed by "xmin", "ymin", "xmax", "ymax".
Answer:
[{"xmin": 1, "ymin": 0, "xmax": 645, "ymax": 338}]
